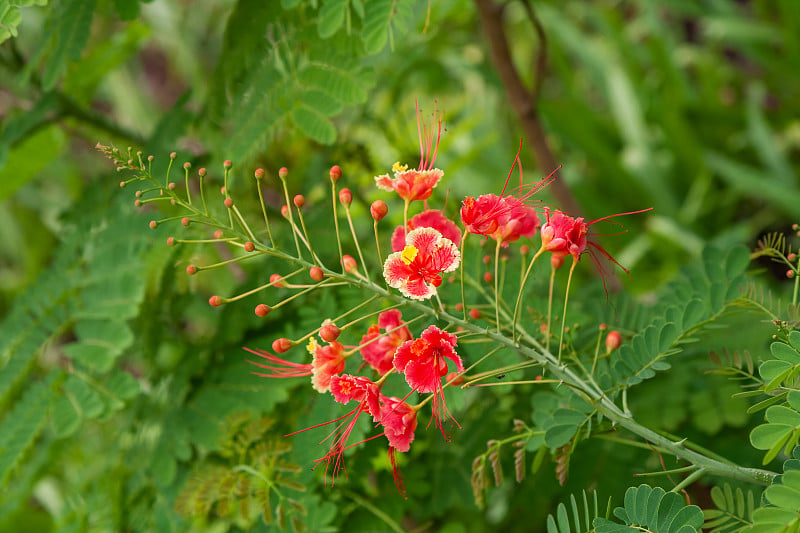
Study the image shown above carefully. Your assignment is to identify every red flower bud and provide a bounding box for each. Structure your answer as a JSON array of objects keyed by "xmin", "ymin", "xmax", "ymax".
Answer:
[
  {"xmin": 135, "ymin": 190, "xmax": 143, "ymax": 198},
  {"xmin": 788, "ymin": 270, "xmax": 795, "ymax": 279},
  {"xmin": 445, "ymin": 372, "xmax": 464, "ymax": 386},
  {"xmin": 278, "ymin": 167, "xmax": 289, "ymax": 179},
  {"xmin": 330, "ymin": 165, "xmax": 342, "ymax": 182},
  {"xmin": 469, "ymin": 308, "xmax": 482, "ymax": 320},
  {"xmin": 209, "ymin": 295, "xmax": 223, "ymax": 307},
  {"xmin": 214, "ymin": 230, "xmax": 224, "ymax": 239},
  {"xmin": 599, "ymin": 323, "xmax": 608, "ymax": 331},
  {"xmin": 320, "ymin": 321, "xmax": 341, "ymax": 342},
  {"xmin": 120, "ymin": 181, "xmax": 127, "ymax": 188},
  {"xmin": 606, "ymin": 331, "xmax": 622, "ymax": 352},
  {"xmin": 149, "ymin": 220, "xmax": 158, "ymax": 229},
  {"xmin": 168, "ymin": 182, "xmax": 177, "ymax": 190},
  {"xmin": 255, "ymin": 168, "xmax": 265, "ymax": 179},
  {"xmin": 551, "ymin": 254, "xmax": 565, "ymax": 270},
  {"xmin": 181, "ymin": 217, "xmax": 190, "ymax": 227},
  {"xmin": 255, "ymin": 304, "xmax": 271, "ymax": 317},
  {"xmin": 244, "ymin": 241, "xmax": 255, "ymax": 252},
  {"xmin": 224, "ymin": 198, "xmax": 234, "ymax": 208},
  {"xmin": 183, "ymin": 162, "xmax": 191, "ymax": 170},
  {"xmin": 293, "ymin": 194, "xmax": 305, "ymax": 208},
  {"xmin": 272, "ymin": 338, "xmax": 292, "ymax": 353},
  {"xmin": 186, "ymin": 265, "xmax": 197, "ymax": 275},
  {"xmin": 198, "ymin": 168, "xmax": 207, "ymax": 177},
  {"xmin": 270, "ymin": 273, "xmax": 285, "ymax": 287},
  {"xmin": 789, "ymin": 253, "xmax": 797, "ymax": 262},
  {"xmin": 482, "ymin": 255, "xmax": 490, "ymax": 264},
  {"xmin": 134, "ymin": 200, "xmax": 141, "ymax": 208},
  {"xmin": 223, "ymin": 160, "xmax": 232, "ymax": 169},
  {"xmin": 170, "ymin": 152, "xmax": 177, "ymax": 159},
  {"xmin": 455, "ymin": 303, "xmax": 464, "ymax": 311},
  {"xmin": 167, "ymin": 237, "xmax": 175, "ymax": 246},
  {"xmin": 280, "ymin": 205, "xmax": 289, "ymax": 218},
  {"xmin": 520, "ymin": 245, "xmax": 530, "ymax": 255},
  {"xmin": 483, "ymin": 272, "xmax": 493, "ymax": 283},
  {"xmin": 339, "ymin": 188, "xmax": 352, "ymax": 206},
  {"xmin": 370, "ymin": 200, "xmax": 388, "ymax": 221},
  {"xmin": 342, "ymin": 255, "xmax": 358, "ymax": 273},
  {"xmin": 310, "ymin": 266, "xmax": 324, "ymax": 281}
]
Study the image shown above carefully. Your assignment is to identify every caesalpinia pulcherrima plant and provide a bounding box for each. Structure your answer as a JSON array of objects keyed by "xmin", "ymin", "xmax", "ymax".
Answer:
[{"xmin": 100, "ymin": 104, "xmax": 800, "ymax": 531}]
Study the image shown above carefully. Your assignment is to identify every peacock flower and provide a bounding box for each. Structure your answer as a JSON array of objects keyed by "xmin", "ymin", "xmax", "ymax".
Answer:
[
  {"xmin": 359, "ymin": 309, "xmax": 413, "ymax": 375},
  {"xmin": 461, "ymin": 194, "xmax": 539, "ymax": 246},
  {"xmin": 311, "ymin": 340, "xmax": 346, "ymax": 393},
  {"xmin": 391, "ymin": 209, "xmax": 462, "ymax": 252},
  {"xmin": 383, "ymin": 227, "xmax": 460, "ymax": 300}
]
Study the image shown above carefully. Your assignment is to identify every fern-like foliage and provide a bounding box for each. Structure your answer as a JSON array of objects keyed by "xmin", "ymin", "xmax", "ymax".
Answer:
[
  {"xmin": 748, "ymin": 446, "xmax": 800, "ymax": 533},
  {"xmin": 594, "ymin": 484, "xmax": 704, "ymax": 532},
  {"xmin": 547, "ymin": 490, "xmax": 609, "ymax": 533},
  {"xmin": 703, "ymin": 484, "xmax": 758, "ymax": 533}
]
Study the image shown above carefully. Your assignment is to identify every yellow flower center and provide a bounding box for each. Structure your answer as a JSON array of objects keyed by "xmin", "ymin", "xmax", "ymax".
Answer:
[
  {"xmin": 306, "ymin": 337, "xmax": 319, "ymax": 354},
  {"xmin": 392, "ymin": 161, "xmax": 409, "ymax": 173},
  {"xmin": 401, "ymin": 245, "xmax": 418, "ymax": 265}
]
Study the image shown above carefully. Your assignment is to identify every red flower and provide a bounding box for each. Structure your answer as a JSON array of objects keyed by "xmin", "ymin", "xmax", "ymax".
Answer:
[
  {"xmin": 330, "ymin": 374, "xmax": 381, "ymax": 421},
  {"xmin": 540, "ymin": 211, "xmax": 587, "ymax": 261},
  {"xmin": 311, "ymin": 340, "xmax": 346, "ymax": 393},
  {"xmin": 393, "ymin": 325, "xmax": 463, "ymax": 439},
  {"xmin": 359, "ymin": 310, "xmax": 413, "ymax": 374},
  {"xmin": 460, "ymin": 194, "xmax": 539, "ymax": 246},
  {"xmin": 379, "ymin": 395, "xmax": 418, "ymax": 452},
  {"xmin": 391, "ymin": 209, "xmax": 462, "ymax": 252},
  {"xmin": 375, "ymin": 103, "xmax": 444, "ymax": 203},
  {"xmin": 383, "ymin": 227, "xmax": 460, "ymax": 300}
]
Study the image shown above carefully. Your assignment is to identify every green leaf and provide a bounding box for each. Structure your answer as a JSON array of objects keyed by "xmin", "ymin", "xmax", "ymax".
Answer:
[
  {"xmin": 297, "ymin": 61, "xmax": 369, "ymax": 104},
  {"xmin": 291, "ymin": 105, "xmax": 337, "ymax": 145},
  {"xmin": 42, "ymin": 0, "xmax": 97, "ymax": 90},
  {"xmin": 763, "ymin": 483, "xmax": 800, "ymax": 512},
  {"xmin": 598, "ymin": 485, "xmax": 703, "ymax": 532},
  {"xmin": 361, "ymin": 0, "xmax": 413, "ymax": 54},
  {"xmin": 765, "ymin": 405, "xmax": 800, "ymax": 426},
  {"xmin": 61, "ymin": 320, "xmax": 134, "ymax": 373},
  {"xmin": 545, "ymin": 424, "xmax": 579, "ymax": 449},
  {"xmin": 750, "ymin": 423, "xmax": 794, "ymax": 450},
  {"xmin": 318, "ymin": 0, "xmax": 348, "ymax": 38},
  {"xmin": 771, "ymin": 341, "xmax": 800, "ymax": 364},
  {"xmin": 724, "ymin": 245, "xmax": 751, "ymax": 279},
  {"xmin": 0, "ymin": 1, "xmax": 24, "ymax": 43}
]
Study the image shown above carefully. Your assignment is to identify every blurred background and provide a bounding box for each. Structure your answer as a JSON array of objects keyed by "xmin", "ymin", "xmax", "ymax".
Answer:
[{"xmin": 1, "ymin": 0, "xmax": 798, "ymax": 531}]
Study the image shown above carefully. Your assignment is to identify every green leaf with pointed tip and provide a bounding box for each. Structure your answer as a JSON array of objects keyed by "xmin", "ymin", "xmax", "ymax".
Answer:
[
  {"xmin": 42, "ymin": 0, "xmax": 97, "ymax": 90},
  {"xmin": 318, "ymin": 0, "xmax": 348, "ymax": 38},
  {"xmin": 725, "ymin": 245, "xmax": 751, "ymax": 278},
  {"xmin": 291, "ymin": 105, "xmax": 336, "ymax": 145}
]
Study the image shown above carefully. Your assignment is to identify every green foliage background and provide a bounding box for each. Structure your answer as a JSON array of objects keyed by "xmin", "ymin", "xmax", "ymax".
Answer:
[{"xmin": 1, "ymin": 0, "xmax": 799, "ymax": 531}]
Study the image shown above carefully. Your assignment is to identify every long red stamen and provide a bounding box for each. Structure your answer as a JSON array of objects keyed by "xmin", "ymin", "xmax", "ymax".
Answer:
[
  {"xmin": 416, "ymin": 100, "xmax": 425, "ymax": 170},
  {"xmin": 500, "ymin": 138, "xmax": 525, "ymax": 197},
  {"xmin": 588, "ymin": 207, "xmax": 653, "ymax": 226},
  {"xmin": 244, "ymin": 347, "xmax": 311, "ymax": 378}
]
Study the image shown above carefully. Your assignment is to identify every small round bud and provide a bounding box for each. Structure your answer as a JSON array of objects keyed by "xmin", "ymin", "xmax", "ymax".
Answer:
[
  {"xmin": 501, "ymin": 254, "xmax": 509, "ymax": 261},
  {"xmin": 278, "ymin": 167, "xmax": 289, "ymax": 179},
  {"xmin": 170, "ymin": 152, "xmax": 177, "ymax": 159},
  {"xmin": 272, "ymin": 338, "xmax": 292, "ymax": 353},
  {"xmin": 793, "ymin": 223, "xmax": 799, "ymax": 231},
  {"xmin": 255, "ymin": 168, "xmax": 265, "ymax": 179},
  {"xmin": 483, "ymin": 272, "xmax": 493, "ymax": 283},
  {"xmin": 224, "ymin": 160, "xmax": 232, "ymax": 169},
  {"xmin": 181, "ymin": 217, "xmax": 190, "ymax": 227},
  {"xmin": 134, "ymin": 200, "xmax": 141, "ymax": 208},
  {"xmin": 281, "ymin": 205, "xmax": 289, "ymax": 218},
  {"xmin": 149, "ymin": 220, "xmax": 158, "ymax": 229},
  {"xmin": 606, "ymin": 331, "xmax": 622, "ymax": 352},
  {"xmin": 788, "ymin": 270, "xmax": 795, "ymax": 279},
  {"xmin": 168, "ymin": 182, "xmax": 176, "ymax": 190},
  {"xmin": 448, "ymin": 275, "xmax": 456, "ymax": 284},
  {"xmin": 183, "ymin": 162, "xmax": 191, "ymax": 170},
  {"xmin": 789, "ymin": 253, "xmax": 797, "ymax": 262},
  {"xmin": 599, "ymin": 323, "xmax": 608, "ymax": 331},
  {"xmin": 329, "ymin": 165, "xmax": 342, "ymax": 182},
  {"xmin": 482, "ymin": 255, "xmax": 490, "ymax": 264},
  {"xmin": 520, "ymin": 245, "xmax": 530, "ymax": 255},
  {"xmin": 370, "ymin": 200, "xmax": 388, "ymax": 221},
  {"xmin": 293, "ymin": 194, "xmax": 305, "ymax": 208},
  {"xmin": 209, "ymin": 295, "xmax": 223, "ymax": 307},
  {"xmin": 244, "ymin": 241, "xmax": 255, "ymax": 252},
  {"xmin": 135, "ymin": 190, "xmax": 143, "ymax": 198},
  {"xmin": 119, "ymin": 181, "xmax": 126, "ymax": 188},
  {"xmin": 214, "ymin": 230, "xmax": 224, "ymax": 239},
  {"xmin": 170, "ymin": 198, "xmax": 176, "ymax": 206},
  {"xmin": 255, "ymin": 304, "xmax": 271, "ymax": 317},
  {"xmin": 220, "ymin": 186, "xmax": 226, "ymax": 194},
  {"xmin": 186, "ymin": 265, "xmax": 197, "ymax": 275},
  {"xmin": 148, "ymin": 155, "xmax": 154, "ymax": 162},
  {"xmin": 469, "ymin": 308, "xmax": 482, "ymax": 320},
  {"xmin": 270, "ymin": 273, "xmax": 284, "ymax": 287},
  {"xmin": 310, "ymin": 266, "xmax": 324, "ymax": 282},
  {"xmin": 455, "ymin": 303, "xmax": 464, "ymax": 312},
  {"xmin": 320, "ymin": 321, "xmax": 341, "ymax": 342},
  {"xmin": 224, "ymin": 198, "xmax": 234, "ymax": 208},
  {"xmin": 551, "ymin": 254, "xmax": 565, "ymax": 270},
  {"xmin": 338, "ymin": 188, "xmax": 352, "ymax": 206},
  {"xmin": 167, "ymin": 237, "xmax": 176, "ymax": 246},
  {"xmin": 198, "ymin": 168, "xmax": 207, "ymax": 177},
  {"xmin": 342, "ymin": 255, "xmax": 358, "ymax": 273},
  {"xmin": 445, "ymin": 372, "xmax": 464, "ymax": 386}
]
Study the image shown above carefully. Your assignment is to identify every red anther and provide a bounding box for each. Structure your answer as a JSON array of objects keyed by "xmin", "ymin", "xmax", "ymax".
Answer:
[
  {"xmin": 329, "ymin": 165, "xmax": 342, "ymax": 182},
  {"xmin": 167, "ymin": 237, "xmax": 175, "ymax": 246},
  {"xmin": 293, "ymin": 194, "xmax": 305, "ymax": 208},
  {"xmin": 338, "ymin": 188, "xmax": 352, "ymax": 206},
  {"xmin": 183, "ymin": 162, "xmax": 191, "ymax": 170},
  {"xmin": 370, "ymin": 200, "xmax": 388, "ymax": 221},
  {"xmin": 209, "ymin": 295, "xmax": 223, "ymax": 307},
  {"xmin": 255, "ymin": 168, "xmax": 265, "ymax": 179},
  {"xmin": 181, "ymin": 217, "xmax": 190, "ymax": 227},
  {"xmin": 214, "ymin": 230, "xmax": 224, "ymax": 239},
  {"xmin": 455, "ymin": 303, "xmax": 464, "ymax": 311},
  {"xmin": 310, "ymin": 267, "xmax": 324, "ymax": 281},
  {"xmin": 483, "ymin": 272, "xmax": 493, "ymax": 283},
  {"xmin": 342, "ymin": 255, "xmax": 358, "ymax": 273},
  {"xmin": 788, "ymin": 270, "xmax": 796, "ymax": 279},
  {"xmin": 149, "ymin": 220, "xmax": 158, "ymax": 229},
  {"xmin": 255, "ymin": 304, "xmax": 271, "ymax": 317},
  {"xmin": 269, "ymin": 273, "xmax": 285, "ymax": 287},
  {"xmin": 278, "ymin": 167, "xmax": 289, "ymax": 179},
  {"xmin": 186, "ymin": 265, "xmax": 197, "ymax": 275},
  {"xmin": 198, "ymin": 168, "xmax": 207, "ymax": 177},
  {"xmin": 280, "ymin": 205, "xmax": 289, "ymax": 218},
  {"xmin": 224, "ymin": 160, "xmax": 232, "ymax": 169},
  {"xmin": 606, "ymin": 331, "xmax": 622, "ymax": 352},
  {"xmin": 320, "ymin": 322, "xmax": 341, "ymax": 342},
  {"xmin": 482, "ymin": 255, "xmax": 490, "ymax": 264},
  {"xmin": 520, "ymin": 245, "xmax": 530, "ymax": 254},
  {"xmin": 224, "ymin": 198, "xmax": 234, "ymax": 208},
  {"xmin": 244, "ymin": 241, "xmax": 255, "ymax": 252},
  {"xmin": 469, "ymin": 308, "xmax": 482, "ymax": 320},
  {"xmin": 272, "ymin": 338, "xmax": 292, "ymax": 353},
  {"xmin": 168, "ymin": 182, "xmax": 176, "ymax": 190},
  {"xmin": 551, "ymin": 254, "xmax": 565, "ymax": 270},
  {"xmin": 170, "ymin": 152, "xmax": 177, "ymax": 159}
]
